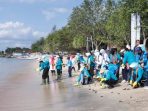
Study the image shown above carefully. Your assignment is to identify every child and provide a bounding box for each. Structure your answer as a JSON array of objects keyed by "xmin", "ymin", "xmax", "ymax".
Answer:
[{"xmin": 50, "ymin": 55, "xmax": 56, "ymax": 76}]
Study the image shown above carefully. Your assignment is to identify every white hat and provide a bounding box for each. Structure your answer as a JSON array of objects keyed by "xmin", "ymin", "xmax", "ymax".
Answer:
[
  {"xmin": 100, "ymin": 49, "xmax": 105, "ymax": 54},
  {"xmin": 57, "ymin": 55, "xmax": 60, "ymax": 58},
  {"xmin": 86, "ymin": 52, "xmax": 91, "ymax": 57},
  {"xmin": 130, "ymin": 62, "xmax": 139, "ymax": 68},
  {"xmin": 126, "ymin": 44, "xmax": 131, "ymax": 50},
  {"xmin": 120, "ymin": 49, "xmax": 125, "ymax": 53}
]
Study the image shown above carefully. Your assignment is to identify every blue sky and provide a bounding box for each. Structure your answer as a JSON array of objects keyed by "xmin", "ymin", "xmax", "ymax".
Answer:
[{"xmin": 0, "ymin": 0, "xmax": 83, "ymax": 50}]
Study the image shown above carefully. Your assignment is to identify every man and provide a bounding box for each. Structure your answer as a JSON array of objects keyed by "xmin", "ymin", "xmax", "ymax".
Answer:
[{"xmin": 134, "ymin": 40, "xmax": 143, "ymax": 63}]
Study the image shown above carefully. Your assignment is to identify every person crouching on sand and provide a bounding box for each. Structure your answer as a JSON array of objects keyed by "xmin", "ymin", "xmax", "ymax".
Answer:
[
  {"xmin": 75, "ymin": 64, "xmax": 91, "ymax": 86},
  {"xmin": 99, "ymin": 67, "xmax": 118, "ymax": 89},
  {"xmin": 129, "ymin": 62, "xmax": 144, "ymax": 88}
]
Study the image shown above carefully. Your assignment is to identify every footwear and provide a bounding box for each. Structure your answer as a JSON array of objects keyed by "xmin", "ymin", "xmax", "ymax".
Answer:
[
  {"xmin": 121, "ymin": 80, "xmax": 126, "ymax": 83},
  {"xmin": 47, "ymin": 78, "xmax": 50, "ymax": 84},
  {"xmin": 74, "ymin": 82, "xmax": 80, "ymax": 86},
  {"xmin": 41, "ymin": 79, "xmax": 46, "ymax": 85}
]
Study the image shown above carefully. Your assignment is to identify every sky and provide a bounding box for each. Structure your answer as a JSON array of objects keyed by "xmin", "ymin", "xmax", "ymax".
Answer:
[{"xmin": 0, "ymin": 0, "xmax": 83, "ymax": 50}]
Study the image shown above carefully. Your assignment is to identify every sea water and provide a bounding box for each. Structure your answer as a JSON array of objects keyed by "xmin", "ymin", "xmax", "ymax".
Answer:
[{"xmin": 0, "ymin": 58, "xmax": 34, "ymax": 81}]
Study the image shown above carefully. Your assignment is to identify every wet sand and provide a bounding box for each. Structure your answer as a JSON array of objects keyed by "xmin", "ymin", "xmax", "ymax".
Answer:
[{"xmin": 0, "ymin": 60, "xmax": 148, "ymax": 111}]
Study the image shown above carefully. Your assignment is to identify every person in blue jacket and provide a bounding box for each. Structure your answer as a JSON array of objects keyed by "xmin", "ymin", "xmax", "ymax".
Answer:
[
  {"xmin": 76, "ymin": 64, "xmax": 91, "ymax": 85},
  {"xmin": 88, "ymin": 51, "xmax": 95, "ymax": 79},
  {"xmin": 56, "ymin": 56, "xmax": 63, "ymax": 80},
  {"xmin": 143, "ymin": 51, "xmax": 148, "ymax": 88},
  {"xmin": 100, "ymin": 68, "xmax": 118, "ymax": 88},
  {"xmin": 39, "ymin": 58, "xmax": 50, "ymax": 85},
  {"xmin": 76, "ymin": 53, "xmax": 81, "ymax": 71},
  {"xmin": 122, "ymin": 45, "xmax": 136, "ymax": 81},
  {"xmin": 109, "ymin": 48, "xmax": 121, "ymax": 79},
  {"xmin": 129, "ymin": 62, "xmax": 144, "ymax": 88},
  {"xmin": 67, "ymin": 56, "xmax": 73, "ymax": 77},
  {"xmin": 108, "ymin": 63, "xmax": 118, "ymax": 76}
]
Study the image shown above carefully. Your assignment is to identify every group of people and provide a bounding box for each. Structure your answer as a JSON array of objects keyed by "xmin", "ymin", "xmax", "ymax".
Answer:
[
  {"xmin": 37, "ymin": 40, "xmax": 148, "ymax": 90},
  {"xmin": 37, "ymin": 55, "xmax": 63, "ymax": 85},
  {"xmin": 75, "ymin": 40, "xmax": 148, "ymax": 89}
]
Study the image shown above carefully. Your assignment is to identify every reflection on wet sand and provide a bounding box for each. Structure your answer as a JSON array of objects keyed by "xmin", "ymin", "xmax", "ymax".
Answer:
[{"xmin": 0, "ymin": 60, "xmax": 144, "ymax": 111}]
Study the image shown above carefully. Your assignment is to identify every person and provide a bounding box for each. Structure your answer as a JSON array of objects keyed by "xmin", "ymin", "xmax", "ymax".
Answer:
[
  {"xmin": 88, "ymin": 50, "xmax": 95, "ymax": 80},
  {"xmin": 134, "ymin": 40, "xmax": 141, "ymax": 54},
  {"xmin": 100, "ymin": 49, "xmax": 110, "ymax": 67},
  {"xmin": 38, "ymin": 57, "xmax": 50, "ymax": 85},
  {"xmin": 56, "ymin": 56, "xmax": 62, "ymax": 80},
  {"xmin": 120, "ymin": 48, "xmax": 128, "ymax": 83},
  {"xmin": 49, "ymin": 55, "xmax": 56, "ymax": 76},
  {"xmin": 122, "ymin": 45, "xmax": 136, "ymax": 81},
  {"xmin": 99, "ymin": 67, "xmax": 118, "ymax": 88},
  {"xmin": 75, "ymin": 64, "xmax": 91, "ymax": 85},
  {"xmin": 76, "ymin": 53, "xmax": 81, "ymax": 71},
  {"xmin": 143, "ymin": 51, "xmax": 148, "ymax": 89},
  {"xmin": 109, "ymin": 48, "xmax": 121, "ymax": 79},
  {"xmin": 129, "ymin": 62, "xmax": 144, "ymax": 88},
  {"xmin": 71, "ymin": 55, "xmax": 76, "ymax": 72},
  {"xmin": 67, "ymin": 56, "xmax": 73, "ymax": 77}
]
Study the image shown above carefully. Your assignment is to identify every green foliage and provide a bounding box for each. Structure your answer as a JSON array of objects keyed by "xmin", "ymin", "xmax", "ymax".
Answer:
[
  {"xmin": 32, "ymin": 0, "xmax": 148, "ymax": 52},
  {"xmin": 5, "ymin": 47, "xmax": 31, "ymax": 54}
]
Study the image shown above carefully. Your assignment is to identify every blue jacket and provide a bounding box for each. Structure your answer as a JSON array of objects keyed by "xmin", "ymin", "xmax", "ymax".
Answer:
[
  {"xmin": 108, "ymin": 64, "xmax": 118, "ymax": 74},
  {"xmin": 109, "ymin": 53, "xmax": 121, "ymax": 63},
  {"xmin": 130, "ymin": 66, "xmax": 144, "ymax": 83},
  {"xmin": 135, "ymin": 54, "xmax": 143, "ymax": 63},
  {"xmin": 39, "ymin": 61, "xmax": 49, "ymax": 71},
  {"xmin": 104, "ymin": 70, "xmax": 117, "ymax": 81},
  {"xmin": 67, "ymin": 60, "xmax": 72, "ymax": 67},
  {"xmin": 56, "ymin": 58, "xmax": 62, "ymax": 70},
  {"xmin": 82, "ymin": 67, "xmax": 91, "ymax": 77},
  {"xmin": 123, "ymin": 51, "xmax": 136, "ymax": 65},
  {"xmin": 77, "ymin": 67, "xmax": 91, "ymax": 82},
  {"xmin": 143, "ymin": 52, "xmax": 148, "ymax": 72},
  {"xmin": 88, "ymin": 55, "xmax": 95, "ymax": 67}
]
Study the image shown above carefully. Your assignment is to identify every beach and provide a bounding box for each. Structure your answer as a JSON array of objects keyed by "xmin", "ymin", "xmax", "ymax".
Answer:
[{"xmin": 0, "ymin": 58, "xmax": 148, "ymax": 111}]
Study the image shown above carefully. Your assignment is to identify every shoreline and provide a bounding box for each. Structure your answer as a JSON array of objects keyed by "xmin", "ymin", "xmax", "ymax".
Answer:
[{"xmin": 0, "ymin": 59, "xmax": 148, "ymax": 111}]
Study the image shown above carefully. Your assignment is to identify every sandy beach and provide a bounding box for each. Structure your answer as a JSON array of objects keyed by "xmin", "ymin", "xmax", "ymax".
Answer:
[{"xmin": 0, "ymin": 59, "xmax": 148, "ymax": 111}]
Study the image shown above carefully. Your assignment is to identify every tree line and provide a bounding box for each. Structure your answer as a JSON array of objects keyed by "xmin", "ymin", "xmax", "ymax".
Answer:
[{"xmin": 31, "ymin": 0, "xmax": 148, "ymax": 53}]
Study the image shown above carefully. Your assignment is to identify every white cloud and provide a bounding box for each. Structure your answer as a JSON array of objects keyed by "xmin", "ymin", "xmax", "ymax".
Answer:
[
  {"xmin": 0, "ymin": 21, "xmax": 47, "ymax": 50},
  {"xmin": 42, "ymin": 10, "xmax": 56, "ymax": 21},
  {"xmin": 54, "ymin": 8, "xmax": 69, "ymax": 13},
  {"xmin": 42, "ymin": 8, "xmax": 69, "ymax": 20}
]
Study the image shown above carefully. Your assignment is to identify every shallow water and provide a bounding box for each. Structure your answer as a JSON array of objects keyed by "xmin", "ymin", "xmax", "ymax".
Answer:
[
  {"xmin": 0, "ymin": 59, "xmax": 144, "ymax": 111},
  {"xmin": 0, "ymin": 58, "xmax": 34, "ymax": 81}
]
